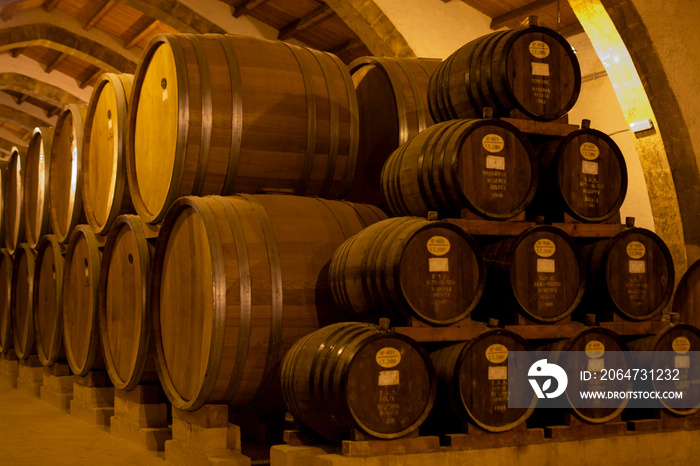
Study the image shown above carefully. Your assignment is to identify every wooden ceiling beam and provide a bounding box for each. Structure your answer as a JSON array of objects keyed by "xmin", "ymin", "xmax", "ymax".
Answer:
[
  {"xmin": 45, "ymin": 52, "xmax": 68, "ymax": 74},
  {"xmin": 78, "ymin": 67, "xmax": 103, "ymax": 89},
  {"xmin": 490, "ymin": 0, "xmax": 556, "ymax": 30},
  {"xmin": 1, "ymin": 3, "xmax": 21, "ymax": 22},
  {"xmin": 85, "ymin": 0, "xmax": 117, "ymax": 31},
  {"xmin": 11, "ymin": 47, "xmax": 24, "ymax": 58},
  {"xmin": 43, "ymin": 0, "xmax": 63, "ymax": 12},
  {"xmin": 123, "ymin": 19, "xmax": 159, "ymax": 49},
  {"xmin": 279, "ymin": 4, "xmax": 334, "ymax": 41},
  {"xmin": 328, "ymin": 38, "xmax": 364, "ymax": 57},
  {"xmin": 232, "ymin": 0, "xmax": 271, "ymax": 18},
  {"xmin": 15, "ymin": 93, "xmax": 28, "ymax": 105}
]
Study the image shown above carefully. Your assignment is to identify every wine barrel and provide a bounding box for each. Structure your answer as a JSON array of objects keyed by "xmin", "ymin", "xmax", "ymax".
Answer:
[
  {"xmin": 50, "ymin": 104, "xmax": 87, "ymax": 243},
  {"xmin": 62, "ymin": 225, "xmax": 103, "ymax": 376},
  {"xmin": 528, "ymin": 121, "xmax": 628, "ymax": 223},
  {"xmin": 329, "ymin": 217, "xmax": 485, "ymax": 325},
  {"xmin": 673, "ymin": 260, "xmax": 700, "ymax": 328},
  {"xmin": 24, "ymin": 127, "xmax": 54, "ymax": 248},
  {"xmin": 281, "ymin": 321, "xmax": 436, "ymax": 441},
  {"xmin": 429, "ymin": 25, "xmax": 581, "ymax": 121},
  {"xmin": 628, "ymin": 324, "xmax": 700, "ymax": 415},
  {"xmin": 346, "ymin": 57, "xmax": 441, "ymax": 206},
  {"xmin": 4, "ymin": 146, "xmax": 26, "ymax": 254},
  {"xmin": 152, "ymin": 194, "xmax": 386, "ymax": 411},
  {"xmin": 381, "ymin": 119, "xmax": 536, "ymax": 219},
  {"xmin": 99, "ymin": 214, "xmax": 159, "ymax": 390},
  {"xmin": 0, "ymin": 168, "xmax": 5, "ymax": 249},
  {"xmin": 0, "ymin": 249, "xmax": 13, "ymax": 354},
  {"xmin": 11, "ymin": 244, "xmax": 36, "ymax": 359},
  {"xmin": 82, "ymin": 73, "xmax": 134, "ymax": 235},
  {"xmin": 429, "ymin": 328, "xmax": 536, "ymax": 432},
  {"xmin": 127, "ymin": 34, "xmax": 359, "ymax": 224},
  {"xmin": 582, "ymin": 227, "xmax": 674, "ymax": 321},
  {"xmin": 476, "ymin": 225, "xmax": 585, "ymax": 323},
  {"xmin": 33, "ymin": 235, "xmax": 65, "ymax": 366}
]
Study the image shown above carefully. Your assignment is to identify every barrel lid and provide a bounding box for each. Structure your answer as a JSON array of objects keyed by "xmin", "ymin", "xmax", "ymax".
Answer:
[
  {"xmin": 24, "ymin": 126, "xmax": 54, "ymax": 248},
  {"xmin": 5, "ymin": 146, "xmax": 26, "ymax": 253},
  {"xmin": 33, "ymin": 234, "xmax": 64, "ymax": 366},
  {"xmin": 11, "ymin": 243, "xmax": 36, "ymax": 359},
  {"xmin": 0, "ymin": 249, "xmax": 12, "ymax": 354}
]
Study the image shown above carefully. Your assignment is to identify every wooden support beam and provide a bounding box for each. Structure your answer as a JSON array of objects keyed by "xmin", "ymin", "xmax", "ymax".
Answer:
[
  {"xmin": 43, "ymin": 0, "xmax": 63, "ymax": 12},
  {"xmin": 490, "ymin": 0, "xmax": 555, "ymax": 30},
  {"xmin": 11, "ymin": 47, "xmax": 24, "ymax": 58},
  {"xmin": 78, "ymin": 67, "xmax": 102, "ymax": 89},
  {"xmin": 85, "ymin": 0, "xmax": 116, "ymax": 31},
  {"xmin": 123, "ymin": 19, "xmax": 159, "ymax": 49},
  {"xmin": 328, "ymin": 38, "xmax": 363, "ymax": 57},
  {"xmin": 278, "ymin": 4, "xmax": 333, "ymax": 41},
  {"xmin": 45, "ymin": 52, "xmax": 68, "ymax": 74},
  {"xmin": 15, "ymin": 94, "xmax": 28, "ymax": 106},
  {"xmin": 46, "ymin": 106, "xmax": 62, "ymax": 118},
  {"xmin": 232, "ymin": 0, "xmax": 270, "ymax": 18}
]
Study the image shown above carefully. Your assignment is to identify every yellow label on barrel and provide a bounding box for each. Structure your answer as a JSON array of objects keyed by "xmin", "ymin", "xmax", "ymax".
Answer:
[
  {"xmin": 482, "ymin": 134, "xmax": 505, "ymax": 153},
  {"xmin": 529, "ymin": 40, "xmax": 550, "ymax": 59},
  {"xmin": 485, "ymin": 344, "xmax": 508, "ymax": 364},
  {"xmin": 376, "ymin": 348, "xmax": 401, "ymax": 368},
  {"xmin": 627, "ymin": 241, "xmax": 646, "ymax": 259},
  {"xmin": 585, "ymin": 340, "xmax": 605, "ymax": 359},
  {"xmin": 580, "ymin": 142, "xmax": 600, "ymax": 160},
  {"xmin": 534, "ymin": 239, "xmax": 556, "ymax": 257},
  {"xmin": 673, "ymin": 337, "xmax": 691, "ymax": 354},
  {"xmin": 427, "ymin": 236, "xmax": 450, "ymax": 256}
]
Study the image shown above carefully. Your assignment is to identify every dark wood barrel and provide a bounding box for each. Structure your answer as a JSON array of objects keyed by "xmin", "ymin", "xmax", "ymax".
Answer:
[
  {"xmin": 11, "ymin": 243, "xmax": 36, "ymax": 359},
  {"xmin": 24, "ymin": 127, "xmax": 54, "ymax": 249},
  {"xmin": 152, "ymin": 194, "xmax": 386, "ymax": 412},
  {"xmin": 4, "ymin": 146, "xmax": 26, "ymax": 254},
  {"xmin": 329, "ymin": 217, "xmax": 485, "ymax": 325},
  {"xmin": 127, "ymin": 34, "xmax": 359, "ymax": 224},
  {"xmin": 33, "ymin": 235, "xmax": 65, "ymax": 366},
  {"xmin": 582, "ymin": 227, "xmax": 674, "ymax": 321},
  {"xmin": 673, "ymin": 260, "xmax": 700, "ymax": 328},
  {"xmin": 0, "ymin": 249, "xmax": 13, "ymax": 354},
  {"xmin": 0, "ymin": 168, "xmax": 6, "ymax": 249},
  {"xmin": 281, "ymin": 321, "xmax": 436, "ymax": 442},
  {"xmin": 429, "ymin": 25, "xmax": 581, "ymax": 121},
  {"xmin": 346, "ymin": 57, "xmax": 441, "ymax": 206},
  {"xmin": 628, "ymin": 324, "xmax": 700, "ymax": 415},
  {"xmin": 62, "ymin": 225, "xmax": 103, "ymax": 376},
  {"xmin": 381, "ymin": 118, "xmax": 536, "ymax": 219},
  {"xmin": 82, "ymin": 73, "xmax": 134, "ymax": 235},
  {"xmin": 528, "ymin": 122, "xmax": 628, "ymax": 223},
  {"xmin": 99, "ymin": 214, "xmax": 159, "ymax": 390},
  {"xmin": 475, "ymin": 225, "xmax": 585, "ymax": 324},
  {"xmin": 429, "ymin": 328, "xmax": 536, "ymax": 432},
  {"xmin": 50, "ymin": 104, "xmax": 87, "ymax": 243}
]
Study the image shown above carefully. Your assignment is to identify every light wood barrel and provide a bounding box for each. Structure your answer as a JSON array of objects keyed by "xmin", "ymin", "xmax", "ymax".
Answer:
[
  {"xmin": 673, "ymin": 260, "xmax": 700, "ymax": 328},
  {"xmin": 99, "ymin": 214, "xmax": 159, "ymax": 390},
  {"xmin": 82, "ymin": 73, "xmax": 134, "ymax": 235},
  {"xmin": 11, "ymin": 243, "xmax": 36, "ymax": 359},
  {"xmin": 33, "ymin": 235, "xmax": 65, "ymax": 366},
  {"xmin": 4, "ymin": 146, "xmax": 26, "ymax": 253},
  {"xmin": 582, "ymin": 227, "xmax": 674, "ymax": 321},
  {"xmin": 381, "ymin": 119, "xmax": 536, "ymax": 219},
  {"xmin": 24, "ymin": 127, "xmax": 54, "ymax": 248},
  {"xmin": 429, "ymin": 328, "xmax": 536, "ymax": 432},
  {"xmin": 152, "ymin": 194, "xmax": 386, "ymax": 411},
  {"xmin": 62, "ymin": 225, "xmax": 103, "ymax": 376},
  {"xmin": 281, "ymin": 321, "xmax": 436, "ymax": 441},
  {"xmin": 0, "ymin": 168, "xmax": 6, "ymax": 249},
  {"xmin": 0, "ymin": 249, "xmax": 13, "ymax": 354},
  {"xmin": 128, "ymin": 34, "xmax": 359, "ymax": 224},
  {"xmin": 329, "ymin": 217, "xmax": 485, "ymax": 325},
  {"xmin": 346, "ymin": 57, "xmax": 441, "ymax": 206},
  {"xmin": 50, "ymin": 104, "xmax": 87, "ymax": 243}
]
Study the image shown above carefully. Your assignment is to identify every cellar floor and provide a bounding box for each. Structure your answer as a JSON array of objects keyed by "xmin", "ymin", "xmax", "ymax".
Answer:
[{"xmin": 0, "ymin": 386, "xmax": 167, "ymax": 465}]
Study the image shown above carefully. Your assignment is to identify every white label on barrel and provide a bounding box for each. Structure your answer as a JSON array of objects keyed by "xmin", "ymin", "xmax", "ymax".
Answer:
[
  {"xmin": 537, "ymin": 258, "xmax": 555, "ymax": 273},
  {"xmin": 427, "ymin": 236, "xmax": 450, "ymax": 256},
  {"xmin": 108, "ymin": 119, "xmax": 113, "ymax": 129},
  {"xmin": 486, "ymin": 155, "xmax": 506, "ymax": 171},
  {"xmin": 376, "ymin": 348, "xmax": 401, "ymax": 368},
  {"xmin": 582, "ymin": 160, "xmax": 599, "ymax": 175},
  {"xmin": 673, "ymin": 336, "xmax": 691, "ymax": 354},
  {"xmin": 675, "ymin": 355, "xmax": 690, "ymax": 369},
  {"xmin": 488, "ymin": 366, "xmax": 508, "ymax": 380},
  {"xmin": 429, "ymin": 257, "xmax": 449, "ymax": 272},
  {"xmin": 629, "ymin": 260, "xmax": 646, "ymax": 274},
  {"xmin": 580, "ymin": 142, "xmax": 600, "ymax": 160},
  {"xmin": 529, "ymin": 40, "xmax": 551, "ymax": 58},
  {"xmin": 588, "ymin": 357, "xmax": 605, "ymax": 372},
  {"xmin": 585, "ymin": 340, "xmax": 605, "ymax": 359},
  {"xmin": 627, "ymin": 241, "xmax": 646, "ymax": 259},
  {"xmin": 378, "ymin": 370, "xmax": 400, "ymax": 386},
  {"xmin": 485, "ymin": 344, "xmax": 508, "ymax": 364},
  {"xmin": 531, "ymin": 62, "xmax": 550, "ymax": 77},
  {"xmin": 534, "ymin": 239, "xmax": 556, "ymax": 257},
  {"xmin": 162, "ymin": 89, "xmax": 168, "ymax": 101},
  {"xmin": 482, "ymin": 134, "xmax": 505, "ymax": 153}
]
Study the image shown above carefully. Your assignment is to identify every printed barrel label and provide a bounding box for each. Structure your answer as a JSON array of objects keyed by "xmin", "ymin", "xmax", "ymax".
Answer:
[
  {"xmin": 482, "ymin": 134, "xmax": 505, "ymax": 153},
  {"xmin": 585, "ymin": 340, "xmax": 605, "ymax": 359},
  {"xmin": 580, "ymin": 142, "xmax": 600, "ymax": 160},
  {"xmin": 672, "ymin": 337, "xmax": 691, "ymax": 354},
  {"xmin": 534, "ymin": 238, "xmax": 556, "ymax": 258},
  {"xmin": 427, "ymin": 236, "xmax": 450, "ymax": 256},
  {"xmin": 626, "ymin": 241, "xmax": 646, "ymax": 259},
  {"xmin": 529, "ymin": 40, "xmax": 550, "ymax": 59},
  {"xmin": 376, "ymin": 347, "xmax": 401, "ymax": 368},
  {"xmin": 485, "ymin": 344, "xmax": 509, "ymax": 364}
]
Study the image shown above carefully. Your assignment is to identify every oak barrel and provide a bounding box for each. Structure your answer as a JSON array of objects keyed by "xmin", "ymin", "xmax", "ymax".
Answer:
[
  {"xmin": 99, "ymin": 214, "xmax": 159, "ymax": 390},
  {"xmin": 429, "ymin": 25, "xmax": 581, "ymax": 121},
  {"xmin": 475, "ymin": 225, "xmax": 585, "ymax": 323},
  {"xmin": 24, "ymin": 127, "xmax": 54, "ymax": 248},
  {"xmin": 4, "ymin": 146, "xmax": 26, "ymax": 253},
  {"xmin": 11, "ymin": 243, "xmax": 36, "ymax": 359},
  {"xmin": 381, "ymin": 119, "xmax": 536, "ymax": 219},
  {"xmin": 581, "ymin": 227, "xmax": 674, "ymax": 321},
  {"xmin": 50, "ymin": 104, "xmax": 87, "ymax": 243},
  {"xmin": 62, "ymin": 225, "xmax": 103, "ymax": 376},
  {"xmin": 152, "ymin": 194, "xmax": 386, "ymax": 411},
  {"xmin": 528, "ymin": 122, "xmax": 628, "ymax": 223},
  {"xmin": 82, "ymin": 73, "xmax": 134, "ymax": 234},
  {"xmin": 127, "ymin": 34, "xmax": 359, "ymax": 224},
  {"xmin": 329, "ymin": 217, "xmax": 485, "ymax": 325},
  {"xmin": 33, "ymin": 235, "xmax": 65, "ymax": 366},
  {"xmin": 346, "ymin": 57, "xmax": 441, "ymax": 206},
  {"xmin": 0, "ymin": 249, "xmax": 13, "ymax": 354},
  {"xmin": 429, "ymin": 328, "xmax": 536, "ymax": 432},
  {"xmin": 281, "ymin": 321, "xmax": 436, "ymax": 441},
  {"xmin": 673, "ymin": 260, "xmax": 700, "ymax": 328},
  {"xmin": 0, "ymin": 168, "xmax": 5, "ymax": 249}
]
